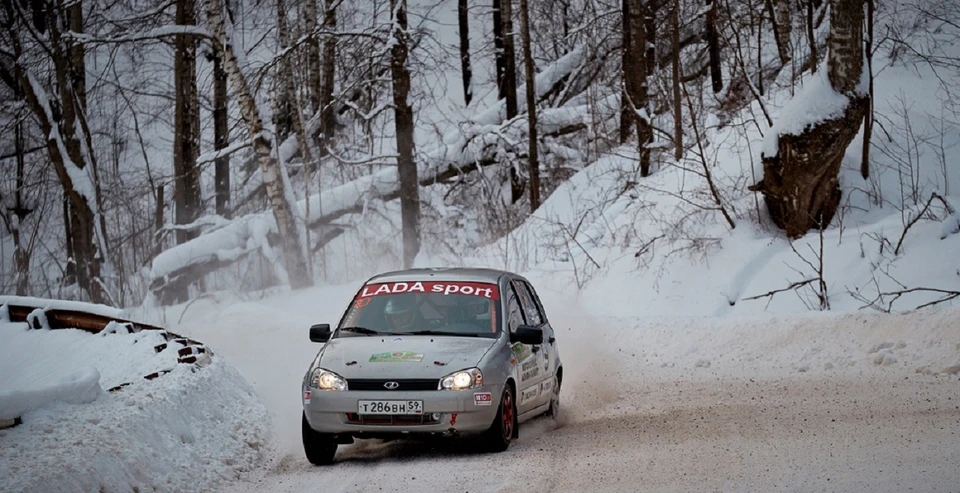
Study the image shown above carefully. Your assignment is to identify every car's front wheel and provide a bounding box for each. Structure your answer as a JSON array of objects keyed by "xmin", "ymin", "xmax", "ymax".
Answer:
[
  {"xmin": 302, "ymin": 412, "xmax": 337, "ymax": 465},
  {"xmin": 480, "ymin": 385, "xmax": 516, "ymax": 452}
]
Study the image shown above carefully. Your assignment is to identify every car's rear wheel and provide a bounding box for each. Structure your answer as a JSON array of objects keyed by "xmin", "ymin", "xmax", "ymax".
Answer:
[
  {"xmin": 480, "ymin": 385, "xmax": 516, "ymax": 452},
  {"xmin": 302, "ymin": 412, "xmax": 337, "ymax": 465},
  {"xmin": 548, "ymin": 372, "xmax": 561, "ymax": 420}
]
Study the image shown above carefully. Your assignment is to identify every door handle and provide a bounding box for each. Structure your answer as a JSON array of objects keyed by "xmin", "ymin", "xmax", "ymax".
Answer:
[{"xmin": 548, "ymin": 336, "xmax": 555, "ymax": 344}]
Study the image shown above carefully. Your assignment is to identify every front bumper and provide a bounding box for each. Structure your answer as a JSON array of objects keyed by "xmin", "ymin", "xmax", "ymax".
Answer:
[{"xmin": 302, "ymin": 384, "xmax": 502, "ymax": 435}]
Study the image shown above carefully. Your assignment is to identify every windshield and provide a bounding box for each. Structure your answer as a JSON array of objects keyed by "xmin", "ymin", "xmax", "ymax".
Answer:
[{"xmin": 337, "ymin": 281, "xmax": 501, "ymax": 338}]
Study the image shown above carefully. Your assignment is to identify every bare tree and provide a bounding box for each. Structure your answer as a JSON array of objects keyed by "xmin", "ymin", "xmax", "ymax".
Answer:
[
  {"xmin": 173, "ymin": 0, "xmax": 202, "ymax": 249},
  {"xmin": 519, "ymin": 0, "xmax": 539, "ymax": 211},
  {"xmin": 671, "ymin": 0, "xmax": 683, "ymax": 160},
  {"xmin": 0, "ymin": 116, "xmax": 34, "ymax": 294},
  {"xmin": 806, "ymin": 0, "xmax": 818, "ymax": 73},
  {"xmin": 861, "ymin": 0, "xmax": 874, "ymax": 179},
  {"xmin": 706, "ymin": 0, "xmax": 723, "ymax": 93},
  {"xmin": 303, "ymin": 0, "xmax": 323, "ymax": 113},
  {"xmin": 1, "ymin": 0, "xmax": 112, "ymax": 304},
  {"xmin": 623, "ymin": 0, "xmax": 653, "ymax": 176},
  {"xmin": 318, "ymin": 0, "xmax": 337, "ymax": 155},
  {"xmin": 766, "ymin": 0, "xmax": 792, "ymax": 66},
  {"xmin": 620, "ymin": 0, "xmax": 635, "ymax": 144},
  {"xmin": 752, "ymin": 0, "xmax": 869, "ymax": 238},
  {"xmin": 458, "ymin": 0, "xmax": 473, "ymax": 106},
  {"xmin": 211, "ymin": 37, "xmax": 231, "ymax": 218},
  {"xmin": 500, "ymin": 0, "xmax": 519, "ymax": 119},
  {"xmin": 203, "ymin": 0, "xmax": 313, "ymax": 288},
  {"xmin": 277, "ymin": 0, "xmax": 313, "ymax": 175},
  {"xmin": 390, "ymin": 0, "xmax": 420, "ymax": 268}
]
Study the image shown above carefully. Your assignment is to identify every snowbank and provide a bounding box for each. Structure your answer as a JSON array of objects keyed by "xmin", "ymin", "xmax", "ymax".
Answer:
[
  {"xmin": 0, "ymin": 321, "xmax": 270, "ymax": 493},
  {"xmin": 0, "ymin": 367, "xmax": 102, "ymax": 420}
]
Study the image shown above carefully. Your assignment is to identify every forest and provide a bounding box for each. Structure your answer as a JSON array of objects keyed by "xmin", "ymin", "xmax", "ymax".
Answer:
[{"xmin": 1, "ymin": 0, "xmax": 957, "ymax": 311}]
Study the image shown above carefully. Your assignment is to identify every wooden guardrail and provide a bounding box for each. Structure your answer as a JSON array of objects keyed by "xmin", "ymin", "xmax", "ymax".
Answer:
[{"xmin": 1, "ymin": 299, "xmax": 214, "ymax": 395}]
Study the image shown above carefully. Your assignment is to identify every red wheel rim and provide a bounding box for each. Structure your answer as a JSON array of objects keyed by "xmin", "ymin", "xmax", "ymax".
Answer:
[{"xmin": 502, "ymin": 390, "xmax": 514, "ymax": 439}]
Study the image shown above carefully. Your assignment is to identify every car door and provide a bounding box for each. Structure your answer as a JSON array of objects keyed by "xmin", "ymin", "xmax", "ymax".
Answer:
[
  {"xmin": 517, "ymin": 280, "xmax": 558, "ymax": 407},
  {"xmin": 504, "ymin": 282, "xmax": 542, "ymax": 415},
  {"xmin": 510, "ymin": 278, "xmax": 552, "ymax": 412}
]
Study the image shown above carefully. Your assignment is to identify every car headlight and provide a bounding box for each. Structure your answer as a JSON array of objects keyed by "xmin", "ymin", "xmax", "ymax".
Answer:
[
  {"xmin": 439, "ymin": 368, "xmax": 483, "ymax": 390},
  {"xmin": 310, "ymin": 368, "xmax": 348, "ymax": 391}
]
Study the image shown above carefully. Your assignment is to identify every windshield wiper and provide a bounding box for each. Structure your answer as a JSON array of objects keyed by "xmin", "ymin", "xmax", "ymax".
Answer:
[
  {"xmin": 406, "ymin": 330, "xmax": 481, "ymax": 337},
  {"xmin": 339, "ymin": 326, "xmax": 385, "ymax": 336}
]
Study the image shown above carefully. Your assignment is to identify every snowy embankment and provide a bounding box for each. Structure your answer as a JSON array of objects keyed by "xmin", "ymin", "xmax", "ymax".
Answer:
[
  {"xmin": 0, "ymin": 299, "xmax": 270, "ymax": 493},
  {"xmin": 447, "ymin": 44, "xmax": 960, "ymax": 317}
]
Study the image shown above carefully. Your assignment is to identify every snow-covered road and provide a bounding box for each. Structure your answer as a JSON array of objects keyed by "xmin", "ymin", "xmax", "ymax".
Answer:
[
  {"xmin": 223, "ymin": 373, "xmax": 959, "ymax": 492},
  {"xmin": 166, "ymin": 286, "xmax": 960, "ymax": 493}
]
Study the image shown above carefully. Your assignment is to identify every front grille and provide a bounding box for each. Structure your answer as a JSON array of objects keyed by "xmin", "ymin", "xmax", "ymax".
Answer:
[
  {"xmin": 346, "ymin": 378, "xmax": 439, "ymax": 391},
  {"xmin": 345, "ymin": 413, "xmax": 441, "ymax": 425}
]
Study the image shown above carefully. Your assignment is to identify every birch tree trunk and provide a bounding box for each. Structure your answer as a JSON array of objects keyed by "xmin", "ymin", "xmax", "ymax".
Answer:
[
  {"xmin": 12, "ymin": 121, "xmax": 31, "ymax": 295},
  {"xmin": 753, "ymin": 0, "xmax": 868, "ymax": 238},
  {"xmin": 519, "ymin": 0, "xmax": 539, "ymax": 211},
  {"xmin": 173, "ymin": 0, "xmax": 202, "ymax": 252},
  {"xmin": 458, "ymin": 0, "xmax": 473, "ymax": 106},
  {"xmin": 500, "ymin": 0, "xmax": 519, "ymax": 119},
  {"xmin": 203, "ymin": 0, "xmax": 313, "ymax": 289},
  {"xmin": 775, "ymin": 0, "xmax": 792, "ymax": 65},
  {"xmin": 277, "ymin": 0, "xmax": 312, "ymax": 171},
  {"xmin": 390, "ymin": 0, "xmax": 421, "ymax": 268}
]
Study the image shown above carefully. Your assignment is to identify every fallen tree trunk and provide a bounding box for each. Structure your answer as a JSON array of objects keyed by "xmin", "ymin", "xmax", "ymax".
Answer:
[
  {"xmin": 232, "ymin": 45, "xmax": 597, "ymax": 212},
  {"xmin": 147, "ymin": 50, "xmax": 619, "ymax": 302}
]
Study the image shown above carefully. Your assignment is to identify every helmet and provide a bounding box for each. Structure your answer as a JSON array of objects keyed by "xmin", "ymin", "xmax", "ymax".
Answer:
[{"xmin": 384, "ymin": 295, "xmax": 418, "ymax": 330}]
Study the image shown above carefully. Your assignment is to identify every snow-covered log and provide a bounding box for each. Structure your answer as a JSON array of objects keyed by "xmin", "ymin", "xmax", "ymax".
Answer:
[{"xmin": 147, "ymin": 48, "xmax": 610, "ymax": 301}]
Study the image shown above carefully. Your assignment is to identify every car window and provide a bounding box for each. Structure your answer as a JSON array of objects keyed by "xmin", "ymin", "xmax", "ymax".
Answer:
[
  {"xmin": 511, "ymin": 280, "xmax": 543, "ymax": 326},
  {"xmin": 505, "ymin": 284, "xmax": 527, "ymax": 332},
  {"xmin": 521, "ymin": 280, "xmax": 548, "ymax": 323},
  {"xmin": 339, "ymin": 281, "xmax": 501, "ymax": 338}
]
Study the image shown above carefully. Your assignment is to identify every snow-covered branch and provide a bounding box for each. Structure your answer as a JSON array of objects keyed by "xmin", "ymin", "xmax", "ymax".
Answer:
[{"xmin": 65, "ymin": 26, "xmax": 214, "ymax": 44}]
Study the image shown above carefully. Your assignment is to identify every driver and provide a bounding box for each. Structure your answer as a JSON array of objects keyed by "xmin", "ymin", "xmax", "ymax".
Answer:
[
  {"xmin": 384, "ymin": 294, "xmax": 422, "ymax": 331},
  {"xmin": 461, "ymin": 297, "xmax": 490, "ymax": 322}
]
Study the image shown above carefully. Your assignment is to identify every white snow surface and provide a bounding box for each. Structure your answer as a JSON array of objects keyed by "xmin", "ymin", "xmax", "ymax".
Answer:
[
  {"xmin": 0, "ymin": 320, "xmax": 270, "ymax": 493},
  {"xmin": 6, "ymin": 1, "xmax": 960, "ymax": 491}
]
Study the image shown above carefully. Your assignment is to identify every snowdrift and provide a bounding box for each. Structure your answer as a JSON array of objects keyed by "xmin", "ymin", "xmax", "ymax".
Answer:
[{"xmin": 0, "ymin": 299, "xmax": 270, "ymax": 493}]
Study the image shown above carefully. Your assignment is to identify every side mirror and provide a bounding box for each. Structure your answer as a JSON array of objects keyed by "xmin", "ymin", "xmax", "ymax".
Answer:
[
  {"xmin": 510, "ymin": 325, "xmax": 543, "ymax": 345},
  {"xmin": 309, "ymin": 324, "xmax": 332, "ymax": 343}
]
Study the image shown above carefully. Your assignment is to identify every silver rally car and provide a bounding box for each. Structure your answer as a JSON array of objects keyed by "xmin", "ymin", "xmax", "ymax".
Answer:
[{"xmin": 301, "ymin": 267, "xmax": 562, "ymax": 465}]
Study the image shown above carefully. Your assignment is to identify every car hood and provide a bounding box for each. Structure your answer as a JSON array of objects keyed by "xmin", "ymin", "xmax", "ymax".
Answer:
[{"xmin": 315, "ymin": 335, "xmax": 497, "ymax": 379}]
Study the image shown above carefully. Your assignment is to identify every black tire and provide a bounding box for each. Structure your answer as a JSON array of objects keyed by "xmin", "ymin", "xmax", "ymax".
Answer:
[
  {"xmin": 547, "ymin": 372, "xmax": 561, "ymax": 420},
  {"xmin": 302, "ymin": 412, "xmax": 338, "ymax": 465},
  {"xmin": 480, "ymin": 385, "xmax": 516, "ymax": 453}
]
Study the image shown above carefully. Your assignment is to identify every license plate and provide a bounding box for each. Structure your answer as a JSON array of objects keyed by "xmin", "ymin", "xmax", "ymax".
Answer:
[{"xmin": 357, "ymin": 400, "xmax": 423, "ymax": 415}]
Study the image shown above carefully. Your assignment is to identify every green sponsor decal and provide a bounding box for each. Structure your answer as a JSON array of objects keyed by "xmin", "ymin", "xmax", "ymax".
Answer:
[
  {"xmin": 511, "ymin": 342, "xmax": 533, "ymax": 362},
  {"xmin": 369, "ymin": 351, "xmax": 425, "ymax": 363}
]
